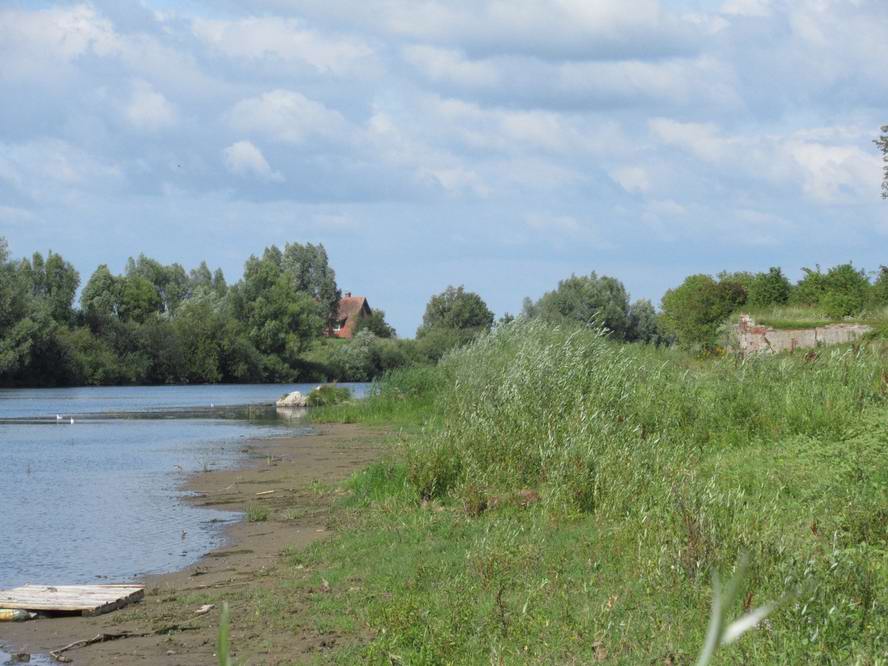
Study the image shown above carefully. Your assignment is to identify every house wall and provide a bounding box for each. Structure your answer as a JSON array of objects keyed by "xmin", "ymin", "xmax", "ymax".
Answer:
[{"xmin": 734, "ymin": 314, "xmax": 871, "ymax": 354}]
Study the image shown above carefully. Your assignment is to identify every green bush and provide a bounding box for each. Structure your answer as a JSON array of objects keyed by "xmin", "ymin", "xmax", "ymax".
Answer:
[
  {"xmin": 660, "ymin": 274, "xmax": 745, "ymax": 349},
  {"xmin": 747, "ymin": 266, "xmax": 792, "ymax": 308},
  {"xmin": 306, "ymin": 384, "xmax": 352, "ymax": 407},
  {"xmin": 821, "ymin": 263, "xmax": 870, "ymax": 318}
]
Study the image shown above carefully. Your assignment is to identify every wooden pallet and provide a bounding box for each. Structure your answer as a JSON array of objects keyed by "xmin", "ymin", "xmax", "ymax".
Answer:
[{"xmin": 0, "ymin": 584, "xmax": 145, "ymax": 616}]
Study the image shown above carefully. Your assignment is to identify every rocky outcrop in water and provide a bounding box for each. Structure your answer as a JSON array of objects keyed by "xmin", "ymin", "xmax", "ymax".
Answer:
[{"xmin": 275, "ymin": 390, "xmax": 307, "ymax": 408}]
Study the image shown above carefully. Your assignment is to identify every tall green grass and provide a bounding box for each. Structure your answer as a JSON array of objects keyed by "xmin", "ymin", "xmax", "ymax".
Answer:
[
  {"xmin": 408, "ymin": 319, "xmax": 885, "ymax": 513},
  {"xmin": 309, "ymin": 364, "xmax": 445, "ymax": 426},
  {"xmin": 300, "ymin": 319, "xmax": 888, "ymax": 663}
]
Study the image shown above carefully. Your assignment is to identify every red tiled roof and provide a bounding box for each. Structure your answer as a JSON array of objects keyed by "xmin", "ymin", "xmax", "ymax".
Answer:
[{"xmin": 337, "ymin": 295, "xmax": 369, "ymax": 322}]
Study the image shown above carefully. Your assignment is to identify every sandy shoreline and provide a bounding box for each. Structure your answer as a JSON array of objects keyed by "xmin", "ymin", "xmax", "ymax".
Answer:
[{"xmin": 0, "ymin": 422, "xmax": 386, "ymax": 664}]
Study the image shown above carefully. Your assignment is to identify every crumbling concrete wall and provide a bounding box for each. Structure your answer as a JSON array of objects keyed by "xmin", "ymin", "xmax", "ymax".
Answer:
[{"xmin": 734, "ymin": 314, "xmax": 871, "ymax": 354}]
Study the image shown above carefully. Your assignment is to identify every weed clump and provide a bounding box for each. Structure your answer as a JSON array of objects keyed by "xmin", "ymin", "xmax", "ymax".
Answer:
[
  {"xmin": 306, "ymin": 384, "xmax": 352, "ymax": 407},
  {"xmin": 246, "ymin": 504, "xmax": 270, "ymax": 522}
]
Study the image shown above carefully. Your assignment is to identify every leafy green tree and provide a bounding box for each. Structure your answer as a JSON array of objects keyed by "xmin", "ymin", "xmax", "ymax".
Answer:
[
  {"xmin": 354, "ymin": 308, "xmax": 396, "ymax": 338},
  {"xmin": 212, "ymin": 268, "xmax": 228, "ymax": 296},
  {"xmin": 0, "ymin": 237, "xmax": 383, "ymax": 386},
  {"xmin": 497, "ymin": 312, "xmax": 515, "ymax": 326},
  {"xmin": 524, "ymin": 273, "xmax": 632, "ymax": 339},
  {"xmin": 0, "ymin": 240, "xmax": 38, "ymax": 378},
  {"xmin": 416, "ymin": 286, "xmax": 493, "ymax": 362},
  {"xmin": 627, "ymin": 299, "xmax": 664, "ymax": 344},
  {"xmin": 173, "ymin": 296, "xmax": 224, "ymax": 383},
  {"xmin": 189, "ymin": 261, "xmax": 213, "ymax": 292},
  {"xmin": 138, "ymin": 317, "xmax": 185, "ymax": 384},
  {"xmin": 717, "ymin": 271, "xmax": 755, "ymax": 296},
  {"xmin": 328, "ymin": 330, "xmax": 380, "ymax": 381},
  {"xmin": 791, "ymin": 266, "xmax": 827, "ymax": 306},
  {"xmin": 872, "ymin": 266, "xmax": 888, "ymax": 306},
  {"xmin": 417, "ymin": 285, "xmax": 494, "ymax": 336},
  {"xmin": 188, "ymin": 261, "xmax": 228, "ymax": 298},
  {"xmin": 126, "ymin": 254, "xmax": 189, "ymax": 315},
  {"xmin": 820, "ymin": 263, "xmax": 870, "ymax": 318},
  {"xmin": 19, "ymin": 251, "xmax": 80, "ymax": 324},
  {"xmin": 57, "ymin": 326, "xmax": 127, "ymax": 386},
  {"xmin": 118, "ymin": 275, "xmax": 163, "ymax": 323},
  {"xmin": 81, "ymin": 265, "xmax": 120, "ymax": 326},
  {"xmin": 661, "ymin": 274, "xmax": 744, "ymax": 350},
  {"xmin": 217, "ymin": 318, "xmax": 263, "ymax": 382},
  {"xmin": 746, "ymin": 267, "xmax": 791, "ymax": 309},
  {"xmin": 234, "ymin": 251, "xmax": 325, "ymax": 377},
  {"xmin": 280, "ymin": 243, "xmax": 340, "ymax": 328},
  {"xmin": 42, "ymin": 251, "xmax": 80, "ymax": 323},
  {"xmin": 415, "ymin": 326, "xmax": 466, "ymax": 364}
]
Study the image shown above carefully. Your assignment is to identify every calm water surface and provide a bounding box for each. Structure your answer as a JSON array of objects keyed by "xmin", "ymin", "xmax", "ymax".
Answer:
[{"xmin": 0, "ymin": 383, "xmax": 369, "ymax": 588}]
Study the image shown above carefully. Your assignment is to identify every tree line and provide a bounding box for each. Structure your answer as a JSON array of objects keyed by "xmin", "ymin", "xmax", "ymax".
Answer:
[
  {"xmin": 0, "ymin": 237, "xmax": 404, "ymax": 386},
  {"xmin": 2, "ymin": 234, "xmax": 885, "ymax": 387},
  {"xmin": 661, "ymin": 263, "xmax": 888, "ymax": 349}
]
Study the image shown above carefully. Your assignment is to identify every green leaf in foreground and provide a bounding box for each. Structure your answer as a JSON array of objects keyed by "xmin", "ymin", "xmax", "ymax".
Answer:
[{"xmin": 217, "ymin": 601, "xmax": 231, "ymax": 666}]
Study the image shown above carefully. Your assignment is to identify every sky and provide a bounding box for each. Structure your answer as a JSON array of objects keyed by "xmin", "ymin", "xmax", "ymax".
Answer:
[{"xmin": 1, "ymin": 0, "xmax": 887, "ymax": 336}]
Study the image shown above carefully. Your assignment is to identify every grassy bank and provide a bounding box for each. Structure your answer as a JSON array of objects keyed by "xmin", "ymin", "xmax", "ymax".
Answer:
[
  {"xmin": 733, "ymin": 305, "xmax": 888, "ymax": 331},
  {"xmin": 290, "ymin": 321, "xmax": 888, "ymax": 664}
]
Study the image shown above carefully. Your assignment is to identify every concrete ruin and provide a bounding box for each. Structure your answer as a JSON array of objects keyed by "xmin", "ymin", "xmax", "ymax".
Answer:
[{"xmin": 734, "ymin": 314, "xmax": 872, "ymax": 354}]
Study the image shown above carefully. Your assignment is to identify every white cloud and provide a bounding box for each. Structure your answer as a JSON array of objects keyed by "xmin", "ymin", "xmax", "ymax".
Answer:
[
  {"xmin": 228, "ymin": 90, "xmax": 350, "ymax": 144},
  {"xmin": 312, "ymin": 213, "xmax": 356, "ymax": 229},
  {"xmin": 0, "ymin": 206, "xmax": 37, "ymax": 226},
  {"xmin": 401, "ymin": 47, "xmax": 739, "ymax": 110},
  {"xmin": 124, "ymin": 80, "xmax": 177, "ymax": 131},
  {"xmin": 649, "ymin": 118, "xmax": 881, "ymax": 203},
  {"xmin": 223, "ymin": 141, "xmax": 284, "ymax": 182},
  {"xmin": 193, "ymin": 17, "xmax": 374, "ymax": 75},
  {"xmin": 0, "ymin": 139, "xmax": 123, "ymax": 204},
  {"xmin": 781, "ymin": 140, "xmax": 880, "ymax": 204},
  {"xmin": 649, "ymin": 119, "xmax": 730, "ymax": 163},
  {"xmin": 366, "ymin": 110, "xmax": 491, "ymax": 197},
  {"xmin": 421, "ymin": 96, "xmax": 628, "ymax": 156},
  {"xmin": 402, "ymin": 46, "xmax": 500, "ymax": 87},
  {"xmin": 526, "ymin": 213, "xmax": 581, "ymax": 233},
  {"xmin": 291, "ymin": 0, "xmax": 698, "ymax": 61},
  {"xmin": 0, "ymin": 4, "xmax": 119, "ymax": 63},
  {"xmin": 0, "ymin": 4, "xmax": 120, "ymax": 83},
  {"xmin": 647, "ymin": 199, "xmax": 687, "ymax": 216},
  {"xmin": 721, "ymin": 0, "xmax": 772, "ymax": 17},
  {"xmin": 524, "ymin": 212, "xmax": 615, "ymax": 248},
  {"xmin": 611, "ymin": 167, "xmax": 651, "ymax": 194}
]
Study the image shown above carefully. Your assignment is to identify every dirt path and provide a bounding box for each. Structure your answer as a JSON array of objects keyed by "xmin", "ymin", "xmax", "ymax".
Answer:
[{"xmin": 0, "ymin": 423, "xmax": 386, "ymax": 665}]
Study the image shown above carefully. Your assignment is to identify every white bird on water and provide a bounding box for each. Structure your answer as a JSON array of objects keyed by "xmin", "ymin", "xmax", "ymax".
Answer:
[
  {"xmin": 56, "ymin": 414, "xmax": 62, "ymax": 421},
  {"xmin": 69, "ymin": 417, "xmax": 75, "ymax": 425}
]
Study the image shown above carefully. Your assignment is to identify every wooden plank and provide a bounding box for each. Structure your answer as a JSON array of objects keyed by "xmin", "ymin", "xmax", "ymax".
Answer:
[{"xmin": 0, "ymin": 585, "xmax": 144, "ymax": 616}]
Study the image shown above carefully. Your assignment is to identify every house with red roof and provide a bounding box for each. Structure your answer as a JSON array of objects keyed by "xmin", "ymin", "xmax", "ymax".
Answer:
[{"xmin": 327, "ymin": 292, "xmax": 371, "ymax": 339}]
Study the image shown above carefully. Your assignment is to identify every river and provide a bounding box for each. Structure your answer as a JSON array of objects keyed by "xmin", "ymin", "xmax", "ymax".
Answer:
[{"xmin": 0, "ymin": 384, "xmax": 368, "ymax": 587}]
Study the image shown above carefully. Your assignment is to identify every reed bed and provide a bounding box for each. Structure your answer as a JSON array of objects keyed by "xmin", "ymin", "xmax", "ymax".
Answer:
[{"xmin": 299, "ymin": 320, "xmax": 888, "ymax": 663}]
